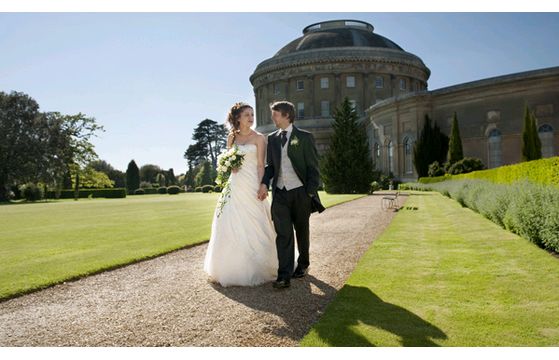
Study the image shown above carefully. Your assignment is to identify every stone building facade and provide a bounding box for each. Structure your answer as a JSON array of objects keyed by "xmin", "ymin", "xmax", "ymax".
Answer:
[
  {"xmin": 250, "ymin": 19, "xmax": 559, "ymax": 181},
  {"xmin": 250, "ymin": 20, "xmax": 430, "ymax": 153},
  {"xmin": 369, "ymin": 67, "xmax": 559, "ymax": 182}
]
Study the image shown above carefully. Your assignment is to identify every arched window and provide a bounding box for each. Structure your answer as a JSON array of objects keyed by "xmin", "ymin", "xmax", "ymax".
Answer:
[
  {"xmin": 488, "ymin": 128, "xmax": 502, "ymax": 168},
  {"xmin": 403, "ymin": 137, "xmax": 413, "ymax": 174},
  {"xmin": 387, "ymin": 141, "xmax": 394, "ymax": 174},
  {"xmin": 538, "ymin": 124, "xmax": 555, "ymax": 158}
]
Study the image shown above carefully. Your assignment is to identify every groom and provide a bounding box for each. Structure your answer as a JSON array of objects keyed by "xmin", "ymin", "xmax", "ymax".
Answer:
[{"xmin": 258, "ymin": 100, "xmax": 324, "ymax": 289}]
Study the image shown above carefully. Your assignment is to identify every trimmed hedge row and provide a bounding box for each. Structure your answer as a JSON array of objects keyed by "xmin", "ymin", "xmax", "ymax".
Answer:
[
  {"xmin": 47, "ymin": 188, "xmax": 127, "ymax": 199},
  {"xmin": 419, "ymin": 157, "xmax": 559, "ymax": 186},
  {"xmin": 402, "ymin": 180, "xmax": 559, "ymax": 253}
]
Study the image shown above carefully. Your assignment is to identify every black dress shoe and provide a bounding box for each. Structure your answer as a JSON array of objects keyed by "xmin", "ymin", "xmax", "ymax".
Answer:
[
  {"xmin": 272, "ymin": 279, "xmax": 291, "ymax": 289},
  {"xmin": 292, "ymin": 267, "xmax": 308, "ymax": 279}
]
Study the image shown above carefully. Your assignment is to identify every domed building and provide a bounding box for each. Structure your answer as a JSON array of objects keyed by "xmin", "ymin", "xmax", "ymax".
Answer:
[
  {"xmin": 250, "ymin": 19, "xmax": 430, "ymax": 153},
  {"xmin": 250, "ymin": 19, "xmax": 559, "ymax": 182}
]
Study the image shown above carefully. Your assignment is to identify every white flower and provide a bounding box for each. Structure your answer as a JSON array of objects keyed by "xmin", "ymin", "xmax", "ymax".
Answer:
[{"xmin": 225, "ymin": 160, "xmax": 231, "ymax": 167}]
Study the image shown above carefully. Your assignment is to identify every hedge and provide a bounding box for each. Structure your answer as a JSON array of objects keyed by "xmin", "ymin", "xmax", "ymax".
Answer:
[
  {"xmin": 47, "ymin": 188, "xmax": 127, "ymax": 199},
  {"xmin": 403, "ymin": 179, "xmax": 559, "ymax": 253},
  {"xmin": 419, "ymin": 156, "xmax": 559, "ymax": 186}
]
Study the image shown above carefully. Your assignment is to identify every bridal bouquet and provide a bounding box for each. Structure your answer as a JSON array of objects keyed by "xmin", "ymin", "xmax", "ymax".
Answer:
[
  {"xmin": 215, "ymin": 145, "xmax": 245, "ymax": 217},
  {"xmin": 215, "ymin": 145, "xmax": 245, "ymax": 186}
]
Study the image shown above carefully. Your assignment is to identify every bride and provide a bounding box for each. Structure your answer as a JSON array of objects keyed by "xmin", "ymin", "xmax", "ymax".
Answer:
[{"xmin": 203, "ymin": 102, "xmax": 278, "ymax": 287}]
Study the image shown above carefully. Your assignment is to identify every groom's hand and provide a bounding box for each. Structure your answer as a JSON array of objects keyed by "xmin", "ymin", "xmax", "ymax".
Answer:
[{"xmin": 257, "ymin": 184, "xmax": 268, "ymax": 201}]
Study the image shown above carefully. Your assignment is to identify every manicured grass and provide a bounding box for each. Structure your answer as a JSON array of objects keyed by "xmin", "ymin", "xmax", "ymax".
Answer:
[
  {"xmin": 0, "ymin": 191, "xmax": 363, "ymax": 300},
  {"xmin": 301, "ymin": 191, "xmax": 559, "ymax": 346}
]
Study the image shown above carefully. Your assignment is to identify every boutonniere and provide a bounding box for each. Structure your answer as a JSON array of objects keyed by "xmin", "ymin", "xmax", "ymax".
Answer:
[{"xmin": 290, "ymin": 137, "xmax": 300, "ymax": 146}]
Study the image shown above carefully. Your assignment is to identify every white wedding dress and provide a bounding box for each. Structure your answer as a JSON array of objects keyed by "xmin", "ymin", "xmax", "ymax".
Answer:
[{"xmin": 204, "ymin": 143, "xmax": 278, "ymax": 287}]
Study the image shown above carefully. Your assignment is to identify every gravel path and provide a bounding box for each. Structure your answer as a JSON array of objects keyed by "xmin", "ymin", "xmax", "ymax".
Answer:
[{"xmin": 0, "ymin": 194, "xmax": 403, "ymax": 346}]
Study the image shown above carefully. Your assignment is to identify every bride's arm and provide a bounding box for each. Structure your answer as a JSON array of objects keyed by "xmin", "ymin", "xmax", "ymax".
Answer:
[
  {"xmin": 256, "ymin": 134, "xmax": 266, "ymax": 182},
  {"xmin": 226, "ymin": 132, "xmax": 235, "ymax": 149}
]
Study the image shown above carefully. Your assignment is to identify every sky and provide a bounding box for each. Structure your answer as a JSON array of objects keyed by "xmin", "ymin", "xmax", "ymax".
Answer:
[{"xmin": 1, "ymin": 10, "xmax": 559, "ymax": 176}]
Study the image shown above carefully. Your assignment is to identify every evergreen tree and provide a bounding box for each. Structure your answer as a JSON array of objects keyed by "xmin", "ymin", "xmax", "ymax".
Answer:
[
  {"xmin": 521, "ymin": 105, "xmax": 542, "ymax": 162},
  {"xmin": 413, "ymin": 114, "xmax": 449, "ymax": 178},
  {"xmin": 126, "ymin": 160, "xmax": 140, "ymax": 194},
  {"xmin": 521, "ymin": 105, "xmax": 533, "ymax": 162},
  {"xmin": 447, "ymin": 112, "xmax": 464, "ymax": 165},
  {"xmin": 531, "ymin": 111, "xmax": 542, "ymax": 160},
  {"xmin": 320, "ymin": 97, "xmax": 374, "ymax": 194}
]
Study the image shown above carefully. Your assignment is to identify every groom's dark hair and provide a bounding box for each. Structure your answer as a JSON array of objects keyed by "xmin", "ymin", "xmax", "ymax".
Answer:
[{"xmin": 270, "ymin": 101, "xmax": 295, "ymax": 123}]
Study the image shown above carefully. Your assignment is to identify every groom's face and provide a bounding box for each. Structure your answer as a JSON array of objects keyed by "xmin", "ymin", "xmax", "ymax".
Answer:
[{"xmin": 271, "ymin": 110, "xmax": 290, "ymax": 129}]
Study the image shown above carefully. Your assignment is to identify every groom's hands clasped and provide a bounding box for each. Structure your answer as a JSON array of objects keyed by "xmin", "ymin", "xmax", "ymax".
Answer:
[{"xmin": 257, "ymin": 184, "xmax": 268, "ymax": 201}]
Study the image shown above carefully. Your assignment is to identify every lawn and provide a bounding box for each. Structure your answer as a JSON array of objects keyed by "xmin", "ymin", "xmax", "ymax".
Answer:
[
  {"xmin": 301, "ymin": 191, "xmax": 559, "ymax": 346},
  {"xmin": 0, "ymin": 191, "xmax": 363, "ymax": 300}
]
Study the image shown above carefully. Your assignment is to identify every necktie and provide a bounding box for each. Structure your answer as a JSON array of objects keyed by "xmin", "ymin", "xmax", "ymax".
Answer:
[{"xmin": 281, "ymin": 130, "xmax": 288, "ymax": 147}]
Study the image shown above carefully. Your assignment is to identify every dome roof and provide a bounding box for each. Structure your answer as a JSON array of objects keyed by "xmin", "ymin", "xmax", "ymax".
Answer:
[{"xmin": 275, "ymin": 20, "xmax": 403, "ymax": 56}]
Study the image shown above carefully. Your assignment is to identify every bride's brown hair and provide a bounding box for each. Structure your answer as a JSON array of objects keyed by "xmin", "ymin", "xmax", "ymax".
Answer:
[{"xmin": 227, "ymin": 102, "xmax": 253, "ymax": 133}]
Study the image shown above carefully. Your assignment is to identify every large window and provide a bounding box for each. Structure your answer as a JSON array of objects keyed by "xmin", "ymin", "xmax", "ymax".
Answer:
[
  {"xmin": 346, "ymin": 76, "xmax": 355, "ymax": 88},
  {"xmin": 399, "ymin": 79, "xmax": 407, "ymax": 91},
  {"xmin": 320, "ymin": 101, "xmax": 330, "ymax": 117},
  {"xmin": 539, "ymin": 124, "xmax": 555, "ymax": 158},
  {"xmin": 488, "ymin": 128, "xmax": 502, "ymax": 168},
  {"xmin": 374, "ymin": 143, "xmax": 381, "ymax": 166},
  {"xmin": 296, "ymin": 80, "xmax": 304, "ymax": 91},
  {"xmin": 297, "ymin": 102, "xmax": 305, "ymax": 118},
  {"xmin": 320, "ymin": 77, "xmax": 329, "ymax": 89},
  {"xmin": 274, "ymin": 83, "xmax": 280, "ymax": 95},
  {"xmin": 375, "ymin": 76, "xmax": 384, "ymax": 88},
  {"xmin": 404, "ymin": 137, "xmax": 413, "ymax": 174}
]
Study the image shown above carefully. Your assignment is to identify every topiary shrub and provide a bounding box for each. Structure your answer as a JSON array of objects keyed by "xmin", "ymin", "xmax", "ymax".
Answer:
[
  {"xmin": 428, "ymin": 161, "xmax": 445, "ymax": 177},
  {"xmin": 19, "ymin": 183, "xmax": 44, "ymax": 202},
  {"xmin": 134, "ymin": 188, "xmax": 145, "ymax": 195},
  {"xmin": 214, "ymin": 185, "xmax": 222, "ymax": 193},
  {"xmin": 157, "ymin": 186, "xmax": 167, "ymax": 194},
  {"xmin": 369, "ymin": 181, "xmax": 381, "ymax": 194},
  {"xmin": 447, "ymin": 157, "xmax": 485, "ymax": 175},
  {"xmin": 194, "ymin": 187, "xmax": 202, "ymax": 193},
  {"xmin": 167, "ymin": 185, "xmax": 180, "ymax": 195},
  {"xmin": 201, "ymin": 185, "xmax": 214, "ymax": 193}
]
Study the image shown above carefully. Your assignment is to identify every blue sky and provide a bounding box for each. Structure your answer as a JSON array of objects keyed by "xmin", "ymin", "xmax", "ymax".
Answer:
[{"xmin": 1, "ymin": 12, "xmax": 559, "ymax": 175}]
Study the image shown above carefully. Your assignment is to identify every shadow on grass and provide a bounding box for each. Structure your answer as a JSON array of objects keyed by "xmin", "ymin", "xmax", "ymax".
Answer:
[
  {"xmin": 309, "ymin": 285, "xmax": 447, "ymax": 346},
  {"xmin": 212, "ymin": 274, "xmax": 337, "ymax": 342}
]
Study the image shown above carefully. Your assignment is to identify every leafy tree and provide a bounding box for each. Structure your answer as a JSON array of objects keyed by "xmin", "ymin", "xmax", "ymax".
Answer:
[
  {"xmin": 413, "ymin": 114, "xmax": 449, "ymax": 178},
  {"xmin": 0, "ymin": 91, "xmax": 102, "ymax": 201},
  {"xmin": 140, "ymin": 164, "xmax": 162, "ymax": 184},
  {"xmin": 73, "ymin": 166, "xmax": 114, "ymax": 189},
  {"xmin": 447, "ymin": 112, "xmax": 464, "ymax": 165},
  {"xmin": 126, "ymin": 160, "xmax": 140, "ymax": 194},
  {"xmin": 195, "ymin": 161, "xmax": 216, "ymax": 187},
  {"xmin": 0, "ymin": 91, "xmax": 42, "ymax": 201},
  {"xmin": 90, "ymin": 160, "xmax": 126, "ymax": 188},
  {"xmin": 187, "ymin": 119, "xmax": 228, "ymax": 169},
  {"xmin": 320, "ymin": 97, "xmax": 374, "ymax": 194},
  {"xmin": 165, "ymin": 168, "xmax": 177, "ymax": 186}
]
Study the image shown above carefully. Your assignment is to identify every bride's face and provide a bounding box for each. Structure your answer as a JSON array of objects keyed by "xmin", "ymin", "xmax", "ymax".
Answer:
[{"xmin": 238, "ymin": 108, "xmax": 254, "ymax": 129}]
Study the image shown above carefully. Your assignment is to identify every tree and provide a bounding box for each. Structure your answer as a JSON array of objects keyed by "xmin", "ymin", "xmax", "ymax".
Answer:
[
  {"xmin": 0, "ymin": 91, "xmax": 42, "ymax": 201},
  {"xmin": 195, "ymin": 161, "xmax": 216, "ymax": 187},
  {"xmin": 413, "ymin": 114, "xmax": 449, "ymax": 178},
  {"xmin": 155, "ymin": 173, "xmax": 166, "ymax": 187},
  {"xmin": 140, "ymin": 164, "xmax": 162, "ymax": 184},
  {"xmin": 90, "ymin": 160, "xmax": 126, "ymax": 188},
  {"xmin": 126, "ymin": 160, "xmax": 140, "ymax": 194},
  {"xmin": 447, "ymin": 112, "xmax": 464, "ymax": 166},
  {"xmin": 165, "ymin": 168, "xmax": 177, "ymax": 186},
  {"xmin": 521, "ymin": 105, "xmax": 542, "ymax": 162},
  {"xmin": 320, "ymin": 97, "xmax": 374, "ymax": 194},
  {"xmin": 188, "ymin": 119, "xmax": 228, "ymax": 169},
  {"xmin": 0, "ymin": 91, "xmax": 103, "ymax": 201}
]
